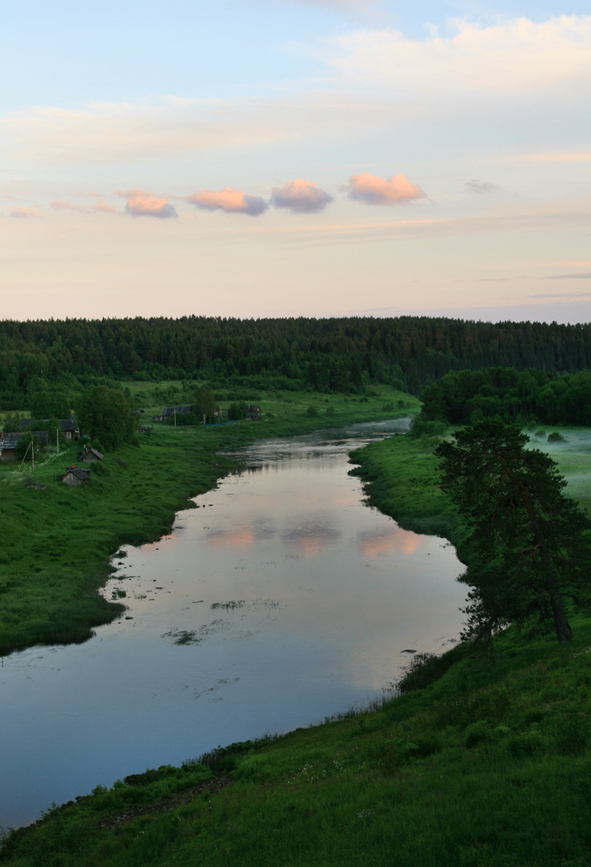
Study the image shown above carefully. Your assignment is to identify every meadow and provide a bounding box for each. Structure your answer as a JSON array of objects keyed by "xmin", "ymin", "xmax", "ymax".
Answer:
[{"xmin": 0, "ymin": 385, "xmax": 418, "ymax": 657}]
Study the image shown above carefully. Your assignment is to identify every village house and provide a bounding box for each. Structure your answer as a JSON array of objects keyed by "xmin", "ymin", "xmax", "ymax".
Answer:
[
  {"xmin": 0, "ymin": 431, "xmax": 49, "ymax": 461},
  {"xmin": 153, "ymin": 405, "xmax": 193, "ymax": 422},
  {"xmin": 21, "ymin": 417, "xmax": 80, "ymax": 441},
  {"xmin": 62, "ymin": 466, "xmax": 91, "ymax": 487},
  {"xmin": 79, "ymin": 446, "xmax": 104, "ymax": 462},
  {"xmin": 246, "ymin": 404, "xmax": 262, "ymax": 419}
]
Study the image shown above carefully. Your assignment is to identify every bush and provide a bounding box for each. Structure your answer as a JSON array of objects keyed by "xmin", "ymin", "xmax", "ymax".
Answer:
[
  {"xmin": 548, "ymin": 431, "xmax": 566, "ymax": 442},
  {"xmin": 306, "ymin": 406, "xmax": 319, "ymax": 417},
  {"xmin": 397, "ymin": 651, "xmax": 458, "ymax": 693}
]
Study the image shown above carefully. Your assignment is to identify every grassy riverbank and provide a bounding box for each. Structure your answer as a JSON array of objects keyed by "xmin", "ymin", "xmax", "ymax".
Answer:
[
  {"xmin": 3, "ymin": 612, "xmax": 591, "ymax": 865},
  {"xmin": 4, "ymin": 416, "xmax": 591, "ymax": 865},
  {"xmin": 349, "ymin": 423, "xmax": 591, "ymax": 556},
  {"xmin": 0, "ymin": 385, "xmax": 418, "ymax": 657}
]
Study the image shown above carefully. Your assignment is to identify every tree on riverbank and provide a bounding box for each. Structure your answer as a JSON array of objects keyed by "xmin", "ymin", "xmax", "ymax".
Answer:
[
  {"xmin": 77, "ymin": 386, "xmax": 137, "ymax": 450},
  {"xmin": 436, "ymin": 419, "xmax": 591, "ymax": 645}
]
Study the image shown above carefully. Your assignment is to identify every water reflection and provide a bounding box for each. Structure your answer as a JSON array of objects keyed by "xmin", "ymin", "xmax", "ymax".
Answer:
[
  {"xmin": 0, "ymin": 419, "xmax": 467, "ymax": 830},
  {"xmin": 357, "ymin": 526, "xmax": 425, "ymax": 557}
]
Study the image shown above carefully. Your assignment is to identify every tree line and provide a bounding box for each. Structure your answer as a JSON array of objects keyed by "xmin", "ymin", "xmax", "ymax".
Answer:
[
  {"xmin": 418, "ymin": 367, "xmax": 591, "ymax": 428},
  {"xmin": 2, "ymin": 315, "xmax": 591, "ymax": 410}
]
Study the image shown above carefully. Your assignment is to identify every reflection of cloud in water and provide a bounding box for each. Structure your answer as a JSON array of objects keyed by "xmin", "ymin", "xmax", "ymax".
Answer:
[
  {"xmin": 206, "ymin": 524, "xmax": 275, "ymax": 549},
  {"xmin": 282, "ymin": 522, "xmax": 342, "ymax": 557},
  {"xmin": 357, "ymin": 526, "xmax": 425, "ymax": 557}
]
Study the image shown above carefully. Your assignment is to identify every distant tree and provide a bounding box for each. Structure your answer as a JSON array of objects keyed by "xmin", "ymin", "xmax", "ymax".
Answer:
[
  {"xmin": 227, "ymin": 402, "xmax": 246, "ymax": 421},
  {"xmin": 77, "ymin": 386, "xmax": 137, "ymax": 451},
  {"xmin": 195, "ymin": 386, "xmax": 216, "ymax": 425},
  {"xmin": 436, "ymin": 419, "xmax": 591, "ymax": 645}
]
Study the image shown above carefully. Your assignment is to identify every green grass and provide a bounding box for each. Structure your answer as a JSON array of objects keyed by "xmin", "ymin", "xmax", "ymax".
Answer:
[
  {"xmin": 0, "ymin": 384, "xmax": 418, "ymax": 657},
  {"xmin": 3, "ymin": 616, "xmax": 591, "ymax": 866}
]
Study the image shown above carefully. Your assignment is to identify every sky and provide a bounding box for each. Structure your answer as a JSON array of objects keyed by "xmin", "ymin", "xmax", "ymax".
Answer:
[{"xmin": 1, "ymin": 0, "xmax": 590, "ymax": 323}]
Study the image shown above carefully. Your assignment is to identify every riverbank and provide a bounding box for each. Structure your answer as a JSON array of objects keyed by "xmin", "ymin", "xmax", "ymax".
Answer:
[
  {"xmin": 3, "ymin": 425, "xmax": 591, "ymax": 864},
  {"xmin": 3, "ymin": 608, "xmax": 591, "ymax": 865},
  {"xmin": 0, "ymin": 386, "xmax": 419, "ymax": 657}
]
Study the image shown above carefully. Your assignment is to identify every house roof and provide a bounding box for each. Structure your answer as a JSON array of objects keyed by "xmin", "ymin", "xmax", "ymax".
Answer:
[
  {"xmin": 60, "ymin": 418, "xmax": 79, "ymax": 432},
  {"xmin": 80, "ymin": 446, "xmax": 104, "ymax": 460},
  {"xmin": 20, "ymin": 418, "xmax": 78, "ymax": 432},
  {"xmin": 0, "ymin": 431, "xmax": 48, "ymax": 449},
  {"xmin": 63, "ymin": 467, "xmax": 90, "ymax": 481},
  {"xmin": 160, "ymin": 405, "xmax": 193, "ymax": 417}
]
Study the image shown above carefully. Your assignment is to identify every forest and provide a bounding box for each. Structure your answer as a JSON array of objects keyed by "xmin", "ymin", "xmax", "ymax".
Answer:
[
  {"xmin": 2, "ymin": 315, "xmax": 591, "ymax": 411},
  {"xmin": 418, "ymin": 367, "xmax": 591, "ymax": 427}
]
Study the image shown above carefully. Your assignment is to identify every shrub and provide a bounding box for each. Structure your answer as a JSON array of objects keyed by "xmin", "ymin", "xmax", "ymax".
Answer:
[
  {"xmin": 397, "ymin": 651, "xmax": 458, "ymax": 693},
  {"xmin": 548, "ymin": 431, "xmax": 566, "ymax": 442},
  {"xmin": 306, "ymin": 406, "xmax": 319, "ymax": 417}
]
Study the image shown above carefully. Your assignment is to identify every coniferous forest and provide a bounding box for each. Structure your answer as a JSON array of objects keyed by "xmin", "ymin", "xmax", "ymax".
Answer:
[{"xmin": 2, "ymin": 315, "xmax": 591, "ymax": 411}]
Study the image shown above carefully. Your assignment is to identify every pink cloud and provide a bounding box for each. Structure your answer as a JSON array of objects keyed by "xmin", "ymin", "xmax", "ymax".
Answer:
[
  {"xmin": 75, "ymin": 191, "xmax": 102, "ymax": 197},
  {"xmin": 93, "ymin": 200, "xmax": 117, "ymax": 213},
  {"xmin": 271, "ymin": 179, "xmax": 333, "ymax": 214},
  {"xmin": 187, "ymin": 187, "xmax": 267, "ymax": 217},
  {"xmin": 51, "ymin": 200, "xmax": 87, "ymax": 213},
  {"xmin": 9, "ymin": 207, "xmax": 42, "ymax": 219},
  {"xmin": 465, "ymin": 179, "xmax": 500, "ymax": 195},
  {"xmin": 347, "ymin": 173, "xmax": 424, "ymax": 205},
  {"xmin": 117, "ymin": 189, "xmax": 178, "ymax": 219}
]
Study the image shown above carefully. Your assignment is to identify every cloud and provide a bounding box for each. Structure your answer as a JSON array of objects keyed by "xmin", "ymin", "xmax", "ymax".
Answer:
[
  {"xmin": 544, "ymin": 273, "xmax": 591, "ymax": 279},
  {"xmin": 93, "ymin": 199, "xmax": 117, "ymax": 214},
  {"xmin": 496, "ymin": 151, "xmax": 591, "ymax": 164},
  {"xmin": 2, "ymin": 99, "xmax": 290, "ymax": 164},
  {"xmin": 75, "ymin": 191, "xmax": 102, "ymax": 197},
  {"xmin": 187, "ymin": 188, "xmax": 268, "ymax": 217},
  {"xmin": 9, "ymin": 207, "xmax": 42, "ymax": 219},
  {"xmin": 465, "ymin": 180, "xmax": 500, "ymax": 195},
  {"xmin": 529, "ymin": 292, "xmax": 591, "ymax": 298},
  {"xmin": 270, "ymin": 179, "xmax": 333, "ymax": 213},
  {"xmin": 117, "ymin": 189, "xmax": 178, "ymax": 219},
  {"xmin": 51, "ymin": 200, "xmax": 87, "ymax": 213},
  {"xmin": 347, "ymin": 173, "xmax": 424, "ymax": 205},
  {"xmin": 231, "ymin": 205, "xmax": 590, "ymax": 246},
  {"xmin": 329, "ymin": 15, "xmax": 591, "ymax": 94}
]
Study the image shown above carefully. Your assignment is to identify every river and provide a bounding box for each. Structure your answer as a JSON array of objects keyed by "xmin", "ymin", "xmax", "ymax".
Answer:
[{"xmin": 0, "ymin": 420, "xmax": 467, "ymax": 829}]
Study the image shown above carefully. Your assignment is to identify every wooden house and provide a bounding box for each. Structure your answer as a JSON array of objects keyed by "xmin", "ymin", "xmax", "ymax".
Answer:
[
  {"xmin": 153, "ymin": 406, "xmax": 193, "ymax": 422},
  {"xmin": 60, "ymin": 418, "xmax": 80, "ymax": 441},
  {"xmin": 62, "ymin": 466, "xmax": 90, "ymax": 487},
  {"xmin": 80, "ymin": 446, "xmax": 104, "ymax": 462},
  {"xmin": 246, "ymin": 404, "xmax": 262, "ymax": 420},
  {"xmin": 0, "ymin": 431, "xmax": 48, "ymax": 461}
]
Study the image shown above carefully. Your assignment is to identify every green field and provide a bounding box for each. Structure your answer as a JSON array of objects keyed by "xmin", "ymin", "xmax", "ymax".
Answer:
[{"xmin": 0, "ymin": 385, "xmax": 419, "ymax": 657}]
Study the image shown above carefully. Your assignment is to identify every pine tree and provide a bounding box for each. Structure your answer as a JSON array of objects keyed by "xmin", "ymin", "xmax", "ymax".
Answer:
[{"xmin": 436, "ymin": 419, "xmax": 591, "ymax": 645}]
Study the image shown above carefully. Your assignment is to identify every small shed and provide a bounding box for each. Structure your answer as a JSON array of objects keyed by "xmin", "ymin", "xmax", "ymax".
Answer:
[
  {"xmin": 80, "ymin": 446, "xmax": 104, "ymax": 462},
  {"xmin": 62, "ymin": 466, "xmax": 90, "ymax": 487},
  {"xmin": 0, "ymin": 432, "xmax": 22, "ymax": 461},
  {"xmin": 246, "ymin": 404, "xmax": 262, "ymax": 420}
]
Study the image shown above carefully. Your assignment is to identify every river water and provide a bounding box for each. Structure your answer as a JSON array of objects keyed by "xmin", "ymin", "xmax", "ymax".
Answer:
[{"xmin": 0, "ymin": 420, "xmax": 467, "ymax": 829}]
